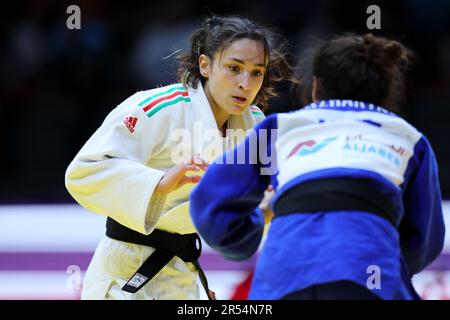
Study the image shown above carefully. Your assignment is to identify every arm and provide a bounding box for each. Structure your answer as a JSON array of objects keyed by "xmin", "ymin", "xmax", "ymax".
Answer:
[
  {"xmin": 399, "ymin": 136, "xmax": 445, "ymax": 275},
  {"xmin": 65, "ymin": 92, "xmax": 175, "ymax": 234},
  {"xmin": 190, "ymin": 115, "xmax": 278, "ymax": 260}
]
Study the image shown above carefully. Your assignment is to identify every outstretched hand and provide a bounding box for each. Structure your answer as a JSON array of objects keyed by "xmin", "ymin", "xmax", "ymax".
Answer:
[{"xmin": 155, "ymin": 154, "xmax": 209, "ymax": 195}]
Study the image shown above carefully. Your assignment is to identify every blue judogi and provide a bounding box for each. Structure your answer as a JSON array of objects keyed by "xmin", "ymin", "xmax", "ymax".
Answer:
[{"xmin": 190, "ymin": 100, "xmax": 445, "ymax": 300}]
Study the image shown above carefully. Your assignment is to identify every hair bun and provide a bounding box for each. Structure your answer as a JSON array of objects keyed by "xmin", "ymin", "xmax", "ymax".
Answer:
[
  {"xmin": 383, "ymin": 41, "xmax": 405, "ymax": 65},
  {"xmin": 361, "ymin": 33, "xmax": 408, "ymax": 71}
]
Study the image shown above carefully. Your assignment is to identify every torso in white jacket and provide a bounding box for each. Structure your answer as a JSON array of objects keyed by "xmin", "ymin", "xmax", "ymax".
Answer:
[{"xmin": 65, "ymin": 82, "xmax": 265, "ymax": 299}]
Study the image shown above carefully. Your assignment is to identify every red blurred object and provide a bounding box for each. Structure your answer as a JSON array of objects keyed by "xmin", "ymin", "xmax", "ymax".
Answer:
[{"xmin": 230, "ymin": 271, "xmax": 254, "ymax": 300}]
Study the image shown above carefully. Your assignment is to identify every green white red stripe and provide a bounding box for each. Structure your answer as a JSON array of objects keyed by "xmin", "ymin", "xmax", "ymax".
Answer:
[
  {"xmin": 139, "ymin": 86, "xmax": 190, "ymax": 118},
  {"xmin": 250, "ymin": 105, "xmax": 264, "ymax": 116}
]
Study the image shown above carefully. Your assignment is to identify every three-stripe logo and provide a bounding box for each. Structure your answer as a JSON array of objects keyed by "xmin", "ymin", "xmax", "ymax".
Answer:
[
  {"xmin": 123, "ymin": 116, "xmax": 138, "ymax": 133},
  {"xmin": 138, "ymin": 86, "xmax": 190, "ymax": 118}
]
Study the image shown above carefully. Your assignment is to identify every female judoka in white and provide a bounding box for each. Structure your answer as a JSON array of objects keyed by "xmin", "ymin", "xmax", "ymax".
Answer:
[{"xmin": 65, "ymin": 15, "xmax": 293, "ymax": 300}]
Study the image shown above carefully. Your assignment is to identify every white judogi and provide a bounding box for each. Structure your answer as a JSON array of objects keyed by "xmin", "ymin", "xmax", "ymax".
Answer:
[{"xmin": 65, "ymin": 82, "xmax": 264, "ymax": 299}]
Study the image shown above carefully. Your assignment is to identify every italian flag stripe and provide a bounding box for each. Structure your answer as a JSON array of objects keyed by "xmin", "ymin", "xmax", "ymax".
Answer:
[
  {"xmin": 143, "ymin": 90, "xmax": 188, "ymax": 112},
  {"xmin": 147, "ymin": 97, "xmax": 191, "ymax": 118},
  {"xmin": 138, "ymin": 86, "xmax": 186, "ymax": 107},
  {"xmin": 250, "ymin": 106, "xmax": 264, "ymax": 116},
  {"xmin": 251, "ymin": 111, "xmax": 264, "ymax": 116}
]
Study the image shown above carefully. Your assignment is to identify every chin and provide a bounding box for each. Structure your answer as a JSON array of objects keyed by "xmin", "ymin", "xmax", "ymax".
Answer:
[{"xmin": 229, "ymin": 105, "xmax": 247, "ymax": 115}]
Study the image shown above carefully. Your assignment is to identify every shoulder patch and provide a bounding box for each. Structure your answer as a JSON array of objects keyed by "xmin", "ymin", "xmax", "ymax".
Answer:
[
  {"xmin": 138, "ymin": 85, "xmax": 190, "ymax": 118},
  {"xmin": 250, "ymin": 105, "xmax": 264, "ymax": 116}
]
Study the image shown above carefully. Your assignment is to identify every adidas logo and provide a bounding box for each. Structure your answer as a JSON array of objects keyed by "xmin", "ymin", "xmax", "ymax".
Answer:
[{"xmin": 123, "ymin": 116, "xmax": 138, "ymax": 133}]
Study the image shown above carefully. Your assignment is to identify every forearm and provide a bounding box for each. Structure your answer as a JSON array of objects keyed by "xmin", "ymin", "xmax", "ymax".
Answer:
[{"xmin": 65, "ymin": 156, "xmax": 166, "ymax": 234}]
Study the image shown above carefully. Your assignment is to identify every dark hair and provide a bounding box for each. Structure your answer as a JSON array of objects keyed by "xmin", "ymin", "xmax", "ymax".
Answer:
[
  {"xmin": 176, "ymin": 15, "xmax": 294, "ymax": 111},
  {"xmin": 292, "ymin": 37, "xmax": 324, "ymax": 106},
  {"xmin": 296, "ymin": 33, "xmax": 413, "ymax": 113}
]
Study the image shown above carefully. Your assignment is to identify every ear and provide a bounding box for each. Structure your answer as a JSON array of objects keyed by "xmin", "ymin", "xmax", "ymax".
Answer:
[
  {"xmin": 312, "ymin": 76, "xmax": 320, "ymax": 102},
  {"xmin": 198, "ymin": 54, "xmax": 211, "ymax": 78}
]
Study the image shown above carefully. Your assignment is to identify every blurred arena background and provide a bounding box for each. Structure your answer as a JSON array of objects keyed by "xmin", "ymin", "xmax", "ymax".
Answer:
[
  {"xmin": 1, "ymin": 0, "xmax": 449, "ymax": 299},
  {"xmin": 0, "ymin": 204, "xmax": 449, "ymax": 299}
]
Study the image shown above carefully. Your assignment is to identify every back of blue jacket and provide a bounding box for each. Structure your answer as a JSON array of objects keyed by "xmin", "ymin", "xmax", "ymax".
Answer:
[{"xmin": 190, "ymin": 99, "xmax": 445, "ymax": 299}]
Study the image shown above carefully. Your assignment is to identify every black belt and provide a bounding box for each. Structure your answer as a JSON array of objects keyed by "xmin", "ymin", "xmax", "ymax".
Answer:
[
  {"xmin": 106, "ymin": 217, "xmax": 215, "ymax": 300},
  {"xmin": 273, "ymin": 178, "xmax": 397, "ymax": 227}
]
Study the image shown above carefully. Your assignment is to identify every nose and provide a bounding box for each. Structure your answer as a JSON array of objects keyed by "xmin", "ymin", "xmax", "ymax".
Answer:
[{"xmin": 238, "ymin": 73, "xmax": 252, "ymax": 91}]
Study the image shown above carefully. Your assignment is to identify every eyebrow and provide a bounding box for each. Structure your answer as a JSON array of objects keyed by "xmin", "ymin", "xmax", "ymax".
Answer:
[{"xmin": 227, "ymin": 58, "xmax": 266, "ymax": 68}]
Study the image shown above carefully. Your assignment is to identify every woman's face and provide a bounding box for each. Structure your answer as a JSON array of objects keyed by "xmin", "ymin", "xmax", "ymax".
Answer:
[{"xmin": 200, "ymin": 38, "xmax": 266, "ymax": 115}]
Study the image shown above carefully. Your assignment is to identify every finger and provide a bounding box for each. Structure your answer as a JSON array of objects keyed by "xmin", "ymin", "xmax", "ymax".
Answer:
[
  {"xmin": 195, "ymin": 162, "xmax": 209, "ymax": 171},
  {"xmin": 179, "ymin": 175, "xmax": 202, "ymax": 187},
  {"xmin": 175, "ymin": 164, "xmax": 201, "ymax": 174},
  {"xmin": 184, "ymin": 161, "xmax": 207, "ymax": 172},
  {"xmin": 169, "ymin": 165, "xmax": 198, "ymax": 183},
  {"xmin": 183, "ymin": 164, "xmax": 202, "ymax": 172},
  {"xmin": 190, "ymin": 154, "xmax": 210, "ymax": 168}
]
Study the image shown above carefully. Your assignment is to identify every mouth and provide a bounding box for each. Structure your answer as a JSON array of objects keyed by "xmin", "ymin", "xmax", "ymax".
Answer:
[{"xmin": 232, "ymin": 96, "xmax": 248, "ymax": 105}]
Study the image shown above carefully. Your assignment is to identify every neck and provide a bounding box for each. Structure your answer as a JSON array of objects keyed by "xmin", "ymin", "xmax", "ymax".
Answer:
[{"xmin": 211, "ymin": 106, "xmax": 229, "ymax": 134}]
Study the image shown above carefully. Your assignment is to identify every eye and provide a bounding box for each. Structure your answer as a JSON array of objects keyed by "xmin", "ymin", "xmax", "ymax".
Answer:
[
  {"xmin": 253, "ymin": 70, "xmax": 264, "ymax": 77},
  {"xmin": 228, "ymin": 65, "xmax": 240, "ymax": 72}
]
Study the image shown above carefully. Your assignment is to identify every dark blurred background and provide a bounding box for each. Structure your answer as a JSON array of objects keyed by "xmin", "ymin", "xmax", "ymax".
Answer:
[{"xmin": 1, "ymin": 0, "xmax": 449, "ymax": 203}]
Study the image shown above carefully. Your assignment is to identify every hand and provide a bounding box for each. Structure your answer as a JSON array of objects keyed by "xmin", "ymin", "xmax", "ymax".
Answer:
[
  {"xmin": 259, "ymin": 185, "xmax": 275, "ymax": 225},
  {"xmin": 155, "ymin": 154, "xmax": 209, "ymax": 195}
]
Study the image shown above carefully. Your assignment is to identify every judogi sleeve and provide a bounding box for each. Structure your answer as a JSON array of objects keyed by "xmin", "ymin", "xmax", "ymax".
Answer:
[
  {"xmin": 399, "ymin": 135, "xmax": 446, "ymax": 274},
  {"xmin": 190, "ymin": 115, "xmax": 278, "ymax": 261},
  {"xmin": 65, "ymin": 92, "xmax": 170, "ymax": 235}
]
